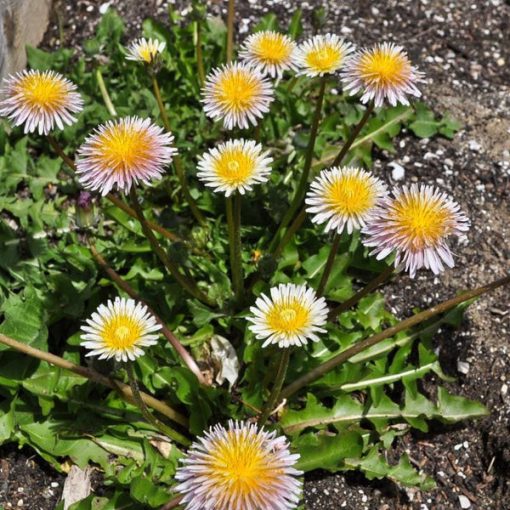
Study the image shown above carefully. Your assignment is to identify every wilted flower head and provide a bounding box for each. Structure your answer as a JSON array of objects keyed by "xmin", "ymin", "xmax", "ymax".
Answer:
[
  {"xmin": 76, "ymin": 116, "xmax": 177, "ymax": 196},
  {"xmin": 202, "ymin": 62, "xmax": 274, "ymax": 130},
  {"xmin": 306, "ymin": 166, "xmax": 387, "ymax": 235},
  {"xmin": 125, "ymin": 37, "xmax": 166, "ymax": 64},
  {"xmin": 295, "ymin": 34, "xmax": 353, "ymax": 77},
  {"xmin": 197, "ymin": 139, "xmax": 272, "ymax": 196},
  {"xmin": 341, "ymin": 42, "xmax": 423, "ymax": 107},
  {"xmin": 239, "ymin": 30, "xmax": 298, "ymax": 78},
  {"xmin": 248, "ymin": 283, "xmax": 328, "ymax": 348},
  {"xmin": 363, "ymin": 184, "xmax": 470, "ymax": 277},
  {"xmin": 0, "ymin": 69, "xmax": 83, "ymax": 135},
  {"xmin": 80, "ymin": 297, "xmax": 161, "ymax": 362},
  {"xmin": 175, "ymin": 420, "xmax": 302, "ymax": 510}
]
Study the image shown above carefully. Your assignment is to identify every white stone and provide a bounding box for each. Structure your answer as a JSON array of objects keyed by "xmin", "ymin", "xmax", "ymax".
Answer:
[
  {"xmin": 468, "ymin": 140, "xmax": 481, "ymax": 152},
  {"xmin": 389, "ymin": 162, "xmax": 405, "ymax": 181},
  {"xmin": 457, "ymin": 360, "xmax": 470, "ymax": 374},
  {"xmin": 458, "ymin": 495, "xmax": 471, "ymax": 508},
  {"xmin": 99, "ymin": 3, "xmax": 111, "ymax": 14}
]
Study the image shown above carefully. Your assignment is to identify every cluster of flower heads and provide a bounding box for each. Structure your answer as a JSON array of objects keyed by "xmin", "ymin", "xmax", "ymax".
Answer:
[
  {"xmin": 0, "ymin": 25, "xmax": 473, "ymax": 510},
  {"xmin": 201, "ymin": 31, "xmax": 423, "ymax": 131}
]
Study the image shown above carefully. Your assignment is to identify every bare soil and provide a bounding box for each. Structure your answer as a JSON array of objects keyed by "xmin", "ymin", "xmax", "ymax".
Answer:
[{"xmin": 1, "ymin": 1, "xmax": 508, "ymax": 509}]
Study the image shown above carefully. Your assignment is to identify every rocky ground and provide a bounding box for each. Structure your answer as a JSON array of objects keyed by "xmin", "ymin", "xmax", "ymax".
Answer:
[{"xmin": 1, "ymin": 0, "xmax": 509, "ymax": 509}]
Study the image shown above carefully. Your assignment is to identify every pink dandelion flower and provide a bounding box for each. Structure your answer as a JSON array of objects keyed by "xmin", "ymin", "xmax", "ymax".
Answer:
[
  {"xmin": 362, "ymin": 184, "xmax": 470, "ymax": 277},
  {"xmin": 80, "ymin": 297, "xmax": 161, "ymax": 362},
  {"xmin": 175, "ymin": 420, "xmax": 302, "ymax": 510},
  {"xmin": 0, "ymin": 69, "xmax": 83, "ymax": 135},
  {"xmin": 341, "ymin": 42, "xmax": 423, "ymax": 107},
  {"xmin": 305, "ymin": 166, "xmax": 388, "ymax": 235},
  {"xmin": 239, "ymin": 30, "xmax": 298, "ymax": 78},
  {"xmin": 76, "ymin": 116, "xmax": 177, "ymax": 196},
  {"xmin": 295, "ymin": 34, "xmax": 353, "ymax": 77},
  {"xmin": 248, "ymin": 283, "xmax": 328, "ymax": 348},
  {"xmin": 202, "ymin": 62, "xmax": 274, "ymax": 130}
]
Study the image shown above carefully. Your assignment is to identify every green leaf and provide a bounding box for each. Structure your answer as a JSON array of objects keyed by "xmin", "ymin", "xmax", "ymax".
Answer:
[
  {"xmin": 18, "ymin": 420, "xmax": 111, "ymax": 470},
  {"xmin": 293, "ymin": 430, "xmax": 364, "ymax": 472},
  {"xmin": 288, "ymin": 10, "xmax": 303, "ymax": 39},
  {"xmin": 437, "ymin": 386, "xmax": 489, "ymax": 421},
  {"xmin": 187, "ymin": 299, "xmax": 224, "ymax": 328},
  {"xmin": 0, "ymin": 286, "xmax": 48, "ymax": 350},
  {"xmin": 129, "ymin": 476, "xmax": 172, "ymax": 506},
  {"xmin": 356, "ymin": 293, "xmax": 385, "ymax": 330},
  {"xmin": 346, "ymin": 447, "xmax": 435, "ymax": 489},
  {"xmin": 26, "ymin": 46, "xmax": 54, "ymax": 70}
]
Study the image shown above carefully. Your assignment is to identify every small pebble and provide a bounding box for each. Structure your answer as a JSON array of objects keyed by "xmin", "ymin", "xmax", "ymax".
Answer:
[
  {"xmin": 99, "ymin": 2, "xmax": 111, "ymax": 14},
  {"xmin": 458, "ymin": 495, "xmax": 471, "ymax": 508},
  {"xmin": 389, "ymin": 162, "xmax": 405, "ymax": 180},
  {"xmin": 468, "ymin": 140, "xmax": 481, "ymax": 152},
  {"xmin": 457, "ymin": 360, "xmax": 470, "ymax": 374}
]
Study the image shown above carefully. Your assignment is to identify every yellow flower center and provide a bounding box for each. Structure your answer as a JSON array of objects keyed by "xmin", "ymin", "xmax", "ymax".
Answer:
[
  {"xmin": 305, "ymin": 44, "xmax": 342, "ymax": 73},
  {"xmin": 267, "ymin": 299, "xmax": 310, "ymax": 335},
  {"xmin": 101, "ymin": 314, "xmax": 143, "ymax": 350},
  {"xmin": 214, "ymin": 148, "xmax": 256, "ymax": 186},
  {"xmin": 213, "ymin": 69, "xmax": 261, "ymax": 113},
  {"xmin": 392, "ymin": 194, "xmax": 453, "ymax": 251},
  {"xmin": 358, "ymin": 48, "xmax": 410, "ymax": 86},
  {"xmin": 16, "ymin": 73, "xmax": 65, "ymax": 111},
  {"xmin": 326, "ymin": 174, "xmax": 376, "ymax": 215},
  {"xmin": 207, "ymin": 430, "xmax": 282, "ymax": 501},
  {"xmin": 138, "ymin": 42, "xmax": 160, "ymax": 63},
  {"xmin": 94, "ymin": 124, "xmax": 152, "ymax": 172},
  {"xmin": 252, "ymin": 33, "xmax": 293, "ymax": 64}
]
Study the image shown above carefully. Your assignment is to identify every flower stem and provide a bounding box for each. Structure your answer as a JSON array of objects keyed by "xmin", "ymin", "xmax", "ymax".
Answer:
[
  {"xmin": 273, "ymin": 207, "xmax": 306, "ymax": 258},
  {"xmin": 226, "ymin": 0, "xmax": 235, "ymax": 62},
  {"xmin": 125, "ymin": 361, "xmax": 190, "ymax": 445},
  {"xmin": 258, "ymin": 348, "xmax": 291, "ymax": 426},
  {"xmin": 226, "ymin": 194, "xmax": 243, "ymax": 303},
  {"xmin": 96, "ymin": 68, "xmax": 117, "ymax": 117},
  {"xmin": 269, "ymin": 75, "xmax": 327, "ymax": 252},
  {"xmin": 281, "ymin": 273, "xmax": 510, "ymax": 399},
  {"xmin": 45, "ymin": 135, "xmax": 181, "ymax": 242},
  {"xmin": 317, "ymin": 232, "xmax": 341, "ymax": 296},
  {"xmin": 129, "ymin": 187, "xmax": 214, "ymax": 306},
  {"xmin": 151, "ymin": 73, "xmax": 171, "ymax": 131},
  {"xmin": 47, "ymin": 135, "xmax": 75, "ymax": 172},
  {"xmin": 160, "ymin": 495, "xmax": 184, "ymax": 510},
  {"xmin": 151, "ymin": 73, "xmax": 206, "ymax": 226},
  {"xmin": 89, "ymin": 243, "xmax": 208, "ymax": 386},
  {"xmin": 328, "ymin": 265, "xmax": 394, "ymax": 319},
  {"xmin": 195, "ymin": 20, "xmax": 206, "ymax": 87},
  {"xmin": 0, "ymin": 332, "xmax": 188, "ymax": 432},
  {"xmin": 331, "ymin": 101, "xmax": 374, "ymax": 168},
  {"xmin": 107, "ymin": 194, "xmax": 182, "ymax": 242}
]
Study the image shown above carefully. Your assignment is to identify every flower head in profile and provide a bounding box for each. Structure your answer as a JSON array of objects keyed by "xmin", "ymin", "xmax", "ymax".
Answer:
[
  {"xmin": 306, "ymin": 166, "xmax": 387, "ymax": 235},
  {"xmin": 202, "ymin": 62, "xmax": 274, "ymax": 130},
  {"xmin": 341, "ymin": 42, "xmax": 423, "ymax": 107},
  {"xmin": 295, "ymin": 34, "xmax": 353, "ymax": 77},
  {"xmin": 125, "ymin": 37, "xmax": 166, "ymax": 64},
  {"xmin": 76, "ymin": 116, "xmax": 177, "ymax": 196},
  {"xmin": 239, "ymin": 30, "xmax": 298, "ymax": 78},
  {"xmin": 363, "ymin": 184, "xmax": 470, "ymax": 277},
  {"xmin": 0, "ymin": 69, "xmax": 83, "ymax": 135},
  {"xmin": 175, "ymin": 420, "xmax": 302, "ymax": 510},
  {"xmin": 80, "ymin": 297, "xmax": 161, "ymax": 362},
  {"xmin": 248, "ymin": 283, "xmax": 328, "ymax": 348},
  {"xmin": 197, "ymin": 139, "xmax": 272, "ymax": 196}
]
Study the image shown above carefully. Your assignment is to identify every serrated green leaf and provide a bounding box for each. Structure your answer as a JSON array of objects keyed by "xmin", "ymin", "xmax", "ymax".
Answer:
[{"xmin": 293, "ymin": 430, "xmax": 364, "ymax": 472}]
